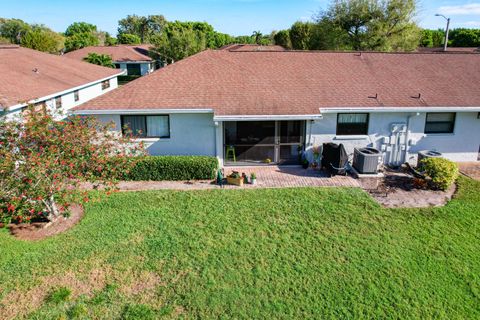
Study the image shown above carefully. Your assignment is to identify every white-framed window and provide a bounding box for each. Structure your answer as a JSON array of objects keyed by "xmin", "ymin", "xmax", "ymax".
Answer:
[
  {"xmin": 336, "ymin": 113, "xmax": 369, "ymax": 135},
  {"xmin": 74, "ymin": 90, "xmax": 80, "ymax": 102},
  {"xmin": 425, "ymin": 113, "xmax": 456, "ymax": 134},
  {"xmin": 121, "ymin": 115, "xmax": 170, "ymax": 138}
]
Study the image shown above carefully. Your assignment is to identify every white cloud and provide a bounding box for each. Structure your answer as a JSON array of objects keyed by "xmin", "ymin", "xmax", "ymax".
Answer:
[
  {"xmin": 438, "ymin": 3, "xmax": 480, "ymax": 15},
  {"xmin": 463, "ymin": 20, "xmax": 480, "ymax": 26}
]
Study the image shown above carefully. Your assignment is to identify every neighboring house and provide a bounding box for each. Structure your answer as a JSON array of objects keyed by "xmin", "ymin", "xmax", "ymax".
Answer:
[
  {"xmin": 0, "ymin": 44, "xmax": 123, "ymax": 119},
  {"xmin": 64, "ymin": 45, "xmax": 157, "ymax": 77},
  {"xmin": 73, "ymin": 48, "xmax": 480, "ymax": 167}
]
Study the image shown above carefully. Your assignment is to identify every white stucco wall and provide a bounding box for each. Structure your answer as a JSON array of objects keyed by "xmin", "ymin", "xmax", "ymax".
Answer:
[
  {"xmin": 95, "ymin": 113, "xmax": 217, "ymax": 157},
  {"xmin": 86, "ymin": 110, "xmax": 479, "ymax": 165},
  {"xmin": 308, "ymin": 111, "xmax": 480, "ymax": 164},
  {"xmin": 3, "ymin": 76, "xmax": 119, "ymax": 121}
]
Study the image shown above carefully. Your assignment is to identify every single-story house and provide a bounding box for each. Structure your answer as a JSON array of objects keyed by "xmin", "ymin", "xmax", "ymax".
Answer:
[
  {"xmin": 73, "ymin": 46, "xmax": 480, "ymax": 167},
  {"xmin": 64, "ymin": 45, "xmax": 157, "ymax": 76},
  {"xmin": 0, "ymin": 44, "xmax": 123, "ymax": 119}
]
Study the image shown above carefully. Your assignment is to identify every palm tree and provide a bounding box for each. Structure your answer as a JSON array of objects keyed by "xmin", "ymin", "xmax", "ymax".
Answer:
[
  {"xmin": 83, "ymin": 53, "xmax": 115, "ymax": 68},
  {"xmin": 252, "ymin": 31, "xmax": 263, "ymax": 45}
]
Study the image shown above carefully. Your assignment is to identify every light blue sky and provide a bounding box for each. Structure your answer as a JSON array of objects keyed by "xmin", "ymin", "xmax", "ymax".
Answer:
[{"xmin": 2, "ymin": 0, "xmax": 480, "ymax": 36}]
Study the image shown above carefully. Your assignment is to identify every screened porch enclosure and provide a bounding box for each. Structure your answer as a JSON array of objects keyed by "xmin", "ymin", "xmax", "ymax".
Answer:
[{"xmin": 224, "ymin": 121, "xmax": 305, "ymax": 165}]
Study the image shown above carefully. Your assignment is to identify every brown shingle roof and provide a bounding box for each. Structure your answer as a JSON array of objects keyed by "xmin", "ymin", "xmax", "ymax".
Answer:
[
  {"xmin": 0, "ymin": 45, "xmax": 122, "ymax": 109},
  {"xmin": 416, "ymin": 47, "xmax": 480, "ymax": 54},
  {"xmin": 74, "ymin": 49, "xmax": 480, "ymax": 115},
  {"xmin": 221, "ymin": 44, "xmax": 286, "ymax": 52},
  {"xmin": 64, "ymin": 45, "xmax": 153, "ymax": 62}
]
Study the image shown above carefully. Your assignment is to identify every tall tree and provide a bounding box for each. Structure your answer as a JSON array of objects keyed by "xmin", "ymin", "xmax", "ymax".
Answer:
[
  {"xmin": 118, "ymin": 14, "xmax": 166, "ymax": 43},
  {"xmin": 252, "ymin": 31, "xmax": 263, "ymax": 44},
  {"xmin": 151, "ymin": 28, "xmax": 205, "ymax": 64},
  {"xmin": 117, "ymin": 33, "xmax": 142, "ymax": 45},
  {"xmin": 20, "ymin": 25, "xmax": 64, "ymax": 53},
  {"xmin": 0, "ymin": 18, "xmax": 31, "ymax": 44},
  {"xmin": 64, "ymin": 32, "xmax": 99, "ymax": 52},
  {"xmin": 273, "ymin": 30, "xmax": 292, "ymax": 49},
  {"xmin": 64, "ymin": 22, "xmax": 101, "ymax": 52},
  {"xmin": 289, "ymin": 22, "xmax": 315, "ymax": 50},
  {"xmin": 420, "ymin": 29, "xmax": 445, "ymax": 48},
  {"xmin": 65, "ymin": 22, "xmax": 97, "ymax": 37},
  {"xmin": 316, "ymin": 0, "xmax": 420, "ymax": 51},
  {"xmin": 104, "ymin": 32, "xmax": 117, "ymax": 46},
  {"xmin": 449, "ymin": 28, "xmax": 480, "ymax": 47}
]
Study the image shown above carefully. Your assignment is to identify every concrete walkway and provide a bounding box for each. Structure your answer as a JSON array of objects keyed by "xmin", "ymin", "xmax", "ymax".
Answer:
[
  {"xmin": 115, "ymin": 166, "xmax": 360, "ymax": 191},
  {"xmin": 459, "ymin": 162, "xmax": 480, "ymax": 181}
]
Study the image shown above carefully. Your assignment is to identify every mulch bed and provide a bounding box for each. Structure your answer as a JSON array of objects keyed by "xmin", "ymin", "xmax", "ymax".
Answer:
[
  {"xmin": 365, "ymin": 170, "xmax": 457, "ymax": 208},
  {"xmin": 1, "ymin": 205, "xmax": 84, "ymax": 241}
]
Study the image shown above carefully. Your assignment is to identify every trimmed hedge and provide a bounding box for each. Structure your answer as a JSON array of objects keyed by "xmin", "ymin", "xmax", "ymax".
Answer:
[
  {"xmin": 124, "ymin": 156, "xmax": 218, "ymax": 181},
  {"xmin": 421, "ymin": 157, "xmax": 459, "ymax": 191}
]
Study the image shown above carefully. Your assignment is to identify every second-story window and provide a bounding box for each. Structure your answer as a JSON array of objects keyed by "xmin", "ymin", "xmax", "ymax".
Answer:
[{"xmin": 74, "ymin": 90, "xmax": 80, "ymax": 102}]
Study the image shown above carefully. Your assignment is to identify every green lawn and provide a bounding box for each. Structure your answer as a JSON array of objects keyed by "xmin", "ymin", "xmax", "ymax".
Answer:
[{"xmin": 1, "ymin": 177, "xmax": 479, "ymax": 319}]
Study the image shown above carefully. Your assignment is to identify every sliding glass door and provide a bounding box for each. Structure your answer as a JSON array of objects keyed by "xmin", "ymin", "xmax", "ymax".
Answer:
[
  {"xmin": 224, "ymin": 121, "xmax": 305, "ymax": 165},
  {"xmin": 279, "ymin": 121, "xmax": 305, "ymax": 164}
]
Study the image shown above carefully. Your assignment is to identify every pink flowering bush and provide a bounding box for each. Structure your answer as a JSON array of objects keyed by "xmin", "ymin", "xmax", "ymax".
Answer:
[{"xmin": 0, "ymin": 106, "xmax": 145, "ymax": 224}]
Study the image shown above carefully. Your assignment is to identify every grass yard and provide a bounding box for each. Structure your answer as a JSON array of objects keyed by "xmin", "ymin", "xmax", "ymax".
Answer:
[{"xmin": 0, "ymin": 177, "xmax": 479, "ymax": 319}]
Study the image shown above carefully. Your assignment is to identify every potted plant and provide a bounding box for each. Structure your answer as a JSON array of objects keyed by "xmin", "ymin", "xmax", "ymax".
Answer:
[
  {"xmin": 242, "ymin": 172, "xmax": 248, "ymax": 184},
  {"xmin": 227, "ymin": 171, "xmax": 244, "ymax": 186},
  {"xmin": 250, "ymin": 172, "xmax": 257, "ymax": 185},
  {"xmin": 312, "ymin": 145, "xmax": 321, "ymax": 169},
  {"xmin": 302, "ymin": 158, "xmax": 309, "ymax": 169}
]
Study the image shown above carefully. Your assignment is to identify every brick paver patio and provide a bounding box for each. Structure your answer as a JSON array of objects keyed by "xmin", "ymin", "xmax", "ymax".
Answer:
[
  {"xmin": 458, "ymin": 162, "xmax": 480, "ymax": 181},
  {"xmin": 116, "ymin": 166, "xmax": 360, "ymax": 191}
]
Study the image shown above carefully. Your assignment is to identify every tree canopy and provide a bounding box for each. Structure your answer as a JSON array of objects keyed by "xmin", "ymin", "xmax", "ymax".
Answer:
[
  {"xmin": 117, "ymin": 33, "xmax": 142, "ymax": 45},
  {"xmin": 449, "ymin": 28, "xmax": 480, "ymax": 47},
  {"xmin": 275, "ymin": 0, "xmax": 423, "ymax": 52},
  {"xmin": 64, "ymin": 32, "xmax": 99, "ymax": 52},
  {"xmin": 118, "ymin": 14, "xmax": 167, "ymax": 43},
  {"xmin": 65, "ymin": 22, "xmax": 97, "ymax": 37},
  {"xmin": 0, "ymin": 18, "xmax": 31, "ymax": 44},
  {"xmin": 273, "ymin": 30, "xmax": 291, "ymax": 49},
  {"xmin": 289, "ymin": 22, "xmax": 315, "ymax": 50},
  {"xmin": 64, "ymin": 22, "xmax": 106, "ymax": 52},
  {"xmin": 20, "ymin": 25, "xmax": 65, "ymax": 53},
  {"xmin": 316, "ymin": 0, "xmax": 421, "ymax": 51}
]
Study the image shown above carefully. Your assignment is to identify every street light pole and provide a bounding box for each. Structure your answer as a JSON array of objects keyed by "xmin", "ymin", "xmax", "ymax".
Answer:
[{"xmin": 435, "ymin": 14, "xmax": 451, "ymax": 52}]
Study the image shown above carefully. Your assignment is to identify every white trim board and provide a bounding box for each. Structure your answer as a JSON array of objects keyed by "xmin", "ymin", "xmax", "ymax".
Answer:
[
  {"xmin": 319, "ymin": 106, "xmax": 480, "ymax": 113},
  {"xmin": 213, "ymin": 114, "xmax": 323, "ymax": 121},
  {"xmin": 73, "ymin": 109, "xmax": 215, "ymax": 115}
]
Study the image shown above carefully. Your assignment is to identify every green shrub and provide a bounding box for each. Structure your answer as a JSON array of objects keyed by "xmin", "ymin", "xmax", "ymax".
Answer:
[
  {"xmin": 124, "ymin": 156, "xmax": 218, "ymax": 181},
  {"xmin": 421, "ymin": 157, "xmax": 459, "ymax": 191}
]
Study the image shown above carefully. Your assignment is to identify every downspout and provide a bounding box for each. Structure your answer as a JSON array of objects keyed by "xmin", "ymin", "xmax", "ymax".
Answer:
[
  {"xmin": 214, "ymin": 121, "xmax": 220, "ymax": 167},
  {"xmin": 404, "ymin": 112, "xmax": 420, "ymax": 163}
]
